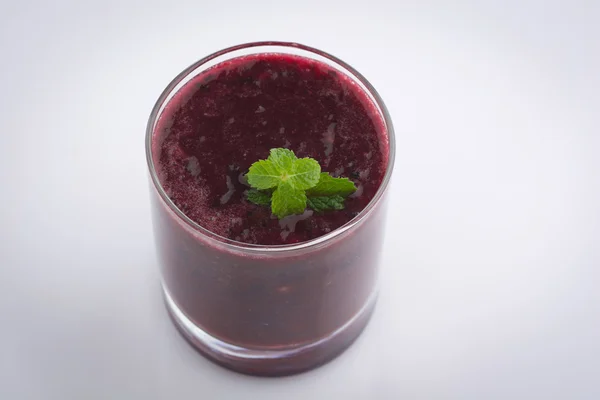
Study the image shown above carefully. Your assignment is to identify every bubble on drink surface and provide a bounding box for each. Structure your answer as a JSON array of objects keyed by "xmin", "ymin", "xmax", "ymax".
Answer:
[
  {"xmin": 279, "ymin": 210, "xmax": 313, "ymax": 234},
  {"xmin": 228, "ymin": 117, "xmax": 235, "ymax": 124},
  {"xmin": 185, "ymin": 156, "xmax": 201, "ymax": 177},
  {"xmin": 198, "ymin": 97, "xmax": 220, "ymax": 117},
  {"xmin": 320, "ymin": 88, "xmax": 343, "ymax": 105},
  {"xmin": 297, "ymin": 142, "xmax": 307, "ymax": 153},
  {"xmin": 322, "ymin": 123, "xmax": 336, "ymax": 157},
  {"xmin": 350, "ymin": 183, "xmax": 363, "ymax": 198},
  {"xmin": 230, "ymin": 217, "xmax": 243, "ymax": 227},
  {"xmin": 359, "ymin": 168, "xmax": 370, "ymax": 180},
  {"xmin": 219, "ymin": 175, "xmax": 236, "ymax": 205},
  {"xmin": 166, "ymin": 143, "xmax": 187, "ymax": 159},
  {"xmin": 238, "ymin": 172, "xmax": 249, "ymax": 186},
  {"xmin": 238, "ymin": 84, "xmax": 261, "ymax": 98},
  {"xmin": 255, "ymin": 105, "xmax": 266, "ymax": 113},
  {"xmin": 237, "ymin": 60, "xmax": 257, "ymax": 72},
  {"xmin": 187, "ymin": 184, "xmax": 209, "ymax": 203},
  {"xmin": 333, "ymin": 166, "xmax": 345, "ymax": 177}
]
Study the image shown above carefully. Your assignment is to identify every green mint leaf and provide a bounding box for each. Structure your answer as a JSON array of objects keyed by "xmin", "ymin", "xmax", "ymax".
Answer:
[
  {"xmin": 246, "ymin": 189, "xmax": 272, "ymax": 206},
  {"xmin": 307, "ymin": 173, "xmax": 357, "ymax": 197},
  {"xmin": 267, "ymin": 148, "xmax": 297, "ymax": 171},
  {"xmin": 271, "ymin": 183, "xmax": 307, "ymax": 218},
  {"xmin": 286, "ymin": 157, "xmax": 321, "ymax": 190},
  {"xmin": 246, "ymin": 159, "xmax": 284, "ymax": 190},
  {"xmin": 246, "ymin": 149, "xmax": 320, "ymax": 191},
  {"xmin": 245, "ymin": 148, "xmax": 354, "ymax": 219},
  {"xmin": 307, "ymin": 195, "xmax": 346, "ymax": 212}
]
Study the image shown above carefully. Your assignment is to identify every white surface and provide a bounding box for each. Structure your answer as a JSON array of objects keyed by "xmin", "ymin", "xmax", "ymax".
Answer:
[{"xmin": 1, "ymin": 1, "xmax": 599, "ymax": 399}]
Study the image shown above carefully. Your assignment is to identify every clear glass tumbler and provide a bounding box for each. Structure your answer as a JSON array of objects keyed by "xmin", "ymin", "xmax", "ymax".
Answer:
[{"xmin": 146, "ymin": 42, "xmax": 395, "ymax": 376}]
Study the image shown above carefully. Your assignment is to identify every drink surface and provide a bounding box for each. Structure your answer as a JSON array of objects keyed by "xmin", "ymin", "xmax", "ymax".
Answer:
[{"xmin": 154, "ymin": 53, "xmax": 388, "ymax": 245}]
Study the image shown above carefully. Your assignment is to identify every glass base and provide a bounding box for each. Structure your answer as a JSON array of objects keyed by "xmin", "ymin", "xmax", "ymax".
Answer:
[{"xmin": 163, "ymin": 286, "xmax": 378, "ymax": 376}]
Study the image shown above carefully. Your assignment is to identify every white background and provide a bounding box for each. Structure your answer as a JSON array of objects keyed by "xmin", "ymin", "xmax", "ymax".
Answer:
[{"xmin": 1, "ymin": 0, "xmax": 599, "ymax": 399}]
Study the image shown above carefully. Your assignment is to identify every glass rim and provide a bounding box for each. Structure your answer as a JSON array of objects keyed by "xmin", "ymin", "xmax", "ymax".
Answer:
[{"xmin": 145, "ymin": 41, "xmax": 396, "ymax": 253}]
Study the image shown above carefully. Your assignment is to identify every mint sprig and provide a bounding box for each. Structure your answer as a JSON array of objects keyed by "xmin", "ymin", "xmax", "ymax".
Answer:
[
  {"xmin": 272, "ymin": 182, "xmax": 307, "ymax": 218},
  {"xmin": 307, "ymin": 195, "xmax": 345, "ymax": 212},
  {"xmin": 247, "ymin": 148, "xmax": 321, "ymax": 190},
  {"xmin": 307, "ymin": 173, "xmax": 357, "ymax": 197},
  {"xmin": 246, "ymin": 189, "xmax": 272, "ymax": 206},
  {"xmin": 245, "ymin": 148, "xmax": 357, "ymax": 218}
]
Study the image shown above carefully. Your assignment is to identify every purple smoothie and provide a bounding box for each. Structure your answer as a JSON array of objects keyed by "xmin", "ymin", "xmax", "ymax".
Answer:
[
  {"xmin": 149, "ymin": 49, "xmax": 391, "ymax": 375},
  {"xmin": 154, "ymin": 54, "xmax": 387, "ymax": 245}
]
